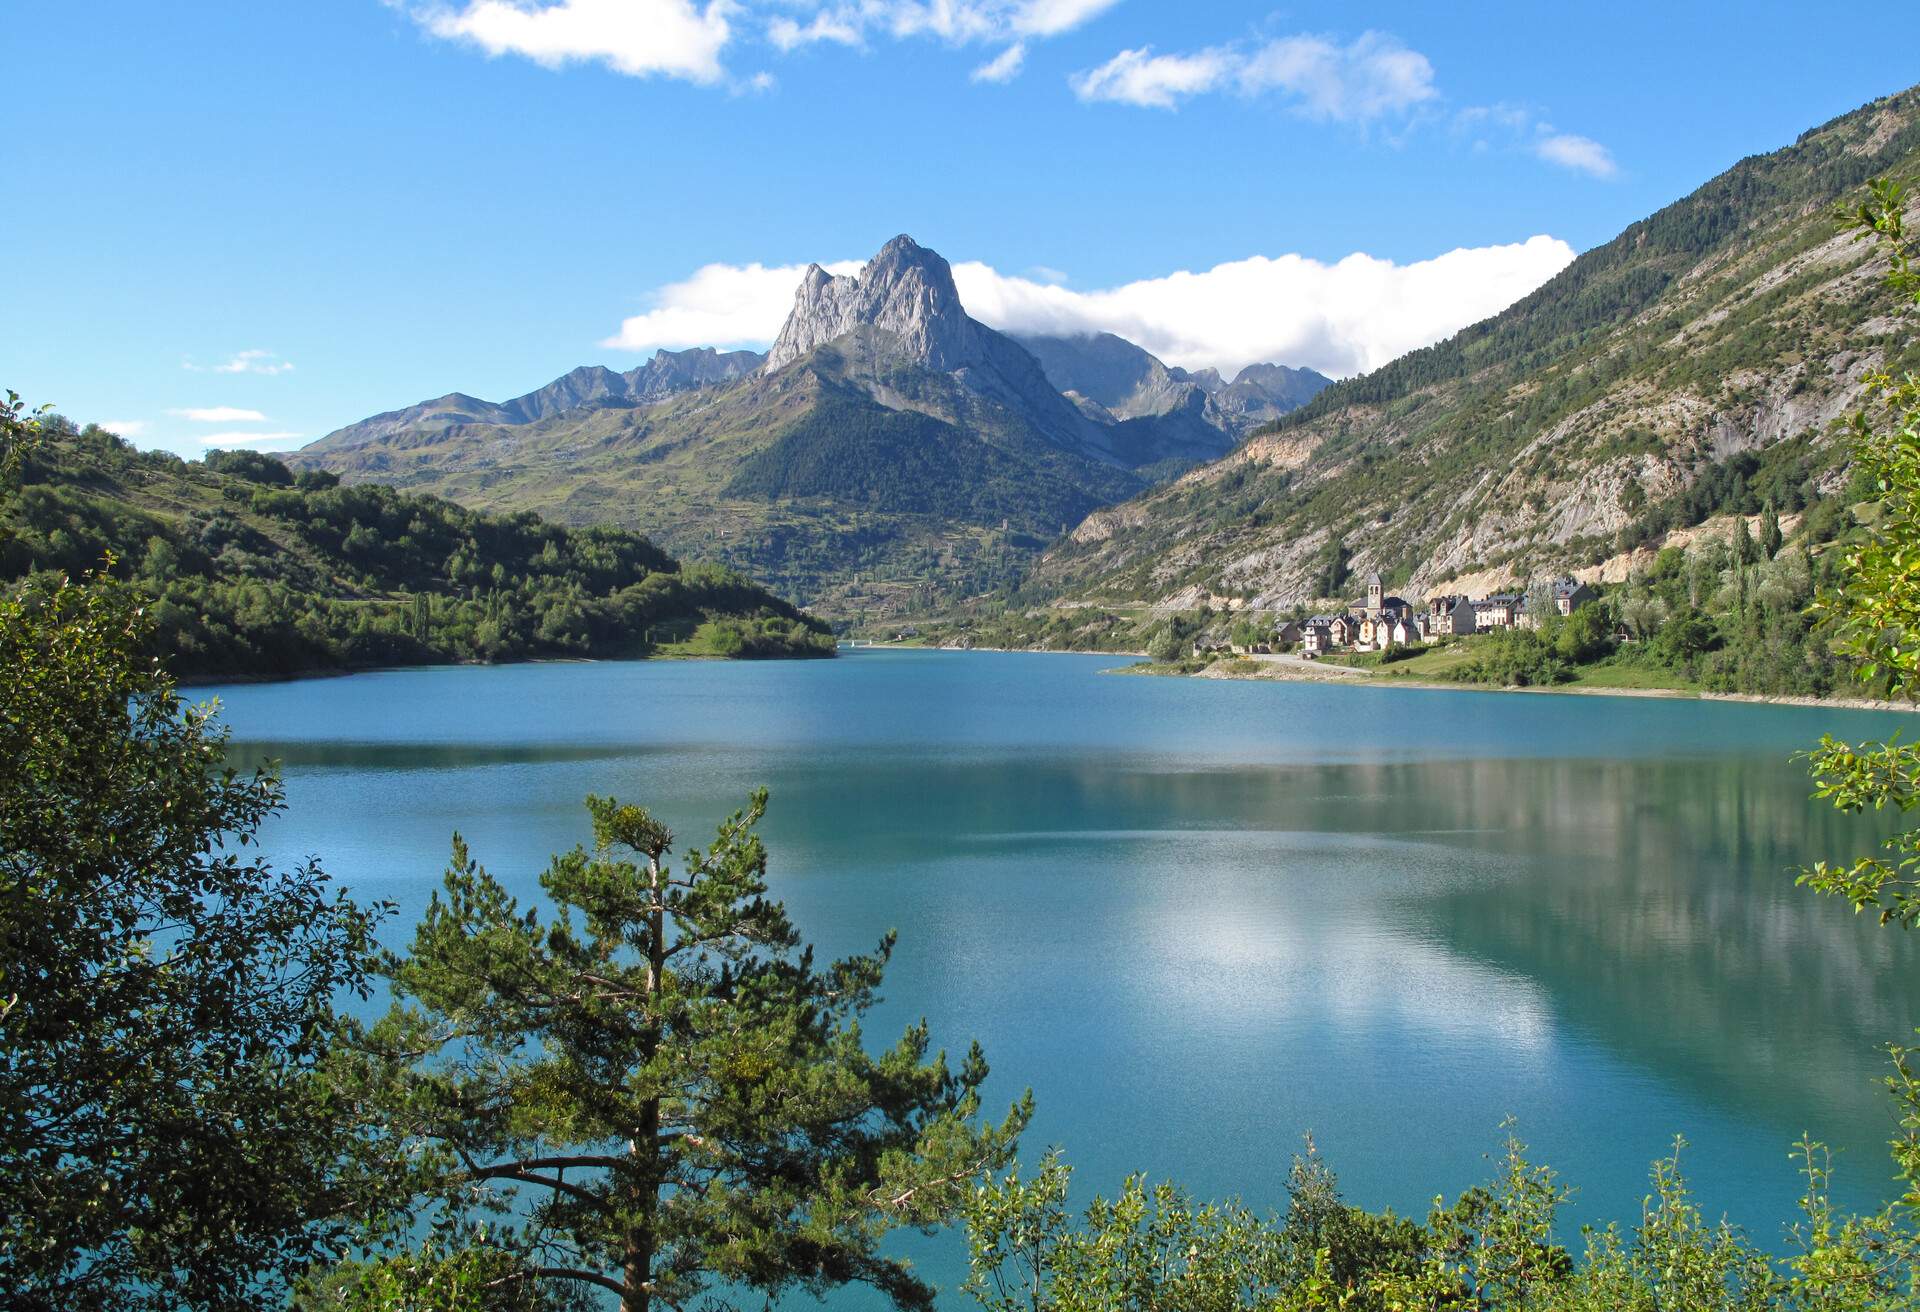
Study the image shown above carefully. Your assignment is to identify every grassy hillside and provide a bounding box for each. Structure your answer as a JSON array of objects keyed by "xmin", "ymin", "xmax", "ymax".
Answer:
[
  {"xmin": 1022, "ymin": 85, "xmax": 1920, "ymax": 613},
  {"xmin": 2, "ymin": 421, "xmax": 833, "ymax": 680},
  {"xmin": 292, "ymin": 343, "xmax": 1153, "ymax": 620}
]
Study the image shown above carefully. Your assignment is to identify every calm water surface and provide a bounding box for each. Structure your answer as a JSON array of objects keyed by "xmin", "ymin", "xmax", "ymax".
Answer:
[{"xmin": 205, "ymin": 650, "xmax": 1919, "ymax": 1301}]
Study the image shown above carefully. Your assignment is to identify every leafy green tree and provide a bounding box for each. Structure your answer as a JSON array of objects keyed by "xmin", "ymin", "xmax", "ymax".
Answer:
[
  {"xmin": 1797, "ymin": 177, "xmax": 1920, "ymax": 1238},
  {"xmin": 1, "ymin": 388, "xmax": 46, "ymax": 496},
  {"xmin": 338, "ymin": 791, "xmax": 1028, "ymax": 1312},
  {"xmin": 965, "ymin": 1152, "xmax": 1291, "ymax": 1312},
  {"xmin": 1556, "ymin": 1139, "xmax": 1780, "ymax": 1311},
  {"xmin": 1274, "ymin": 1138, "xmax": 1426, "ymax": 1298},
  {"xmin": 297, "ymin": 1234, "xmax": 558, "ymax": 1312},
  {"xmin": 1424, "ymin": 1127, "xmax": 1570, "ymax": 1306},
  {"xmin": 1652, "ymin": 607, "xmax": 1718, "ymax": 666},
  {"xmin": 0, "ymin": 568, "xmax": 383, "ymax": 1310},
  {"xmin": 1801, "ymin": 178, "xmax": 1920, "ymax": 928},
  {"xmin": 1550, "ymin": 604, "xmax": 1615, "ymax": 665},
  {"xmin": 1760, "ymin": 500, "xmax": 1784, "ymax": 560}
]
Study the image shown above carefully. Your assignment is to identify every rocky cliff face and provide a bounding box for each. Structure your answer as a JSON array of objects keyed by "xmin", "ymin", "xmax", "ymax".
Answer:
[
  {"xmin": 1210, "ymin": 363, "xmax": 1332, "ymax": 427},
  {"xmin": 1016, "ymin": 332, "xmax": 1330, "ymax": 436},
  {"xmin": 761, "ymin": 235, "xmax": 1185, "ymax": 465},
  {"xmin": 628, "ymin": 346, "xmax": 766, "ymax": 399},
  {"xmin": 1015, "ymin": 332, "xmax": 1198, "ymax": 421},
  {"xmin": 766, "ymin": 235, "xmax": 985, "ymax": 373}
]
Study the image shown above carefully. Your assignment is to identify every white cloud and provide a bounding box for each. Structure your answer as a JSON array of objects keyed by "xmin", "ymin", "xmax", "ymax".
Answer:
[
  {"xmin": 971, "ymin": 42, "xmax": 1025, "ymax": 83},
  {"xmin": 1455, "ymin": 106, "xmax": 1620, "ymax": 178},
  {"xmin": 776, "ymin": 0, "xmax": 1120, "ymax": 47},
  {"xmin": 416, "ymin": 0, "xmax": 735, "ymax": 82},
  {"xmin": 169, "ymin": 406, "xmax": 268, "ymax": 423},
  {"xmin": 1237, "ymin": 32, "xmax": 1436, "ymax": 122},
  {"xmin": 602, "ymin": 236, "xmax": 1577, "ymax": 379},
  {"xmin": 601, "ymin": 257, "xmax": 863, "ymax": 350},
  {"xmin": 1069, "ymin": 45, "xmax": 1232, "ymax": 109},
  {"xmin": 1536, "ymin": 132, "xmax": 1618, "ymax": 179},
  {"xmin": 1012, "ymin": 0, "xmax": 1119, "ymax": 37},
  {"xmin": 1071, "ymin": 31, "xmax": 1615, "ymax": 176},
  {"xmin": 947, "ymin": 240, "xmax": 1575, "ymax": 377},
  {"xmin": 1454, "ymin": 102, "xmax": 1531, "ymax": 134},
  {"xmin": 1072, "ymin": 30, "xmax": 1435, "ymax": 118},
  {"xmin": 767, "ymin": 8, "xmax": 861, "ymax": 50},
  {"xmin": 185, "ymin": 349, "xmax": 295, "ymax": 376},
  {"xmin": 407, "ymin": 0, "xmax": 1115, "ymax": 80},
  {"xmin": 101, "ymin": 419, "xmax": 147, "ymax": 438},
  {"xmin": 198, "ymin": 431, "xmax": 306, "ymax": 447}
]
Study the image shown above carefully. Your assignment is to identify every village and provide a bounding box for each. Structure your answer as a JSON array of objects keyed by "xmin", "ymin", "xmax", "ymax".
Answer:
[{"xmin": 1201, "ymin": 572, "xmax": 1599, "ymax": 659}]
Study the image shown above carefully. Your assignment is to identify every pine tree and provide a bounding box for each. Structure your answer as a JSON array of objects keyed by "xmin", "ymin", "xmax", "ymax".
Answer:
[{"xmin": 337, "ymin": 791, "xmax": 1028, "ymax": 1312}]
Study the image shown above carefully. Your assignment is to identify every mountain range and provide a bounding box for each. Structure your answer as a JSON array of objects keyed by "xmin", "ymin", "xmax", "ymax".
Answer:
[
  {"xmin": 1008, "ymin": 84, "xmax": 1920, "ymax": 628},
  {"xmin": 316, "ymin": 347, "xmax": 765, "ymax": 451},
  {"xmin": 297, "ymin": 85, "xmax": 1919, "ymax": 637},
  {"xmin": 294, "ymin": 237, "xmax": 1328, "ymax": 615},
  {"xmin": 1017, "ymin": 332, "xmax": 1327, "ymax": 435}
]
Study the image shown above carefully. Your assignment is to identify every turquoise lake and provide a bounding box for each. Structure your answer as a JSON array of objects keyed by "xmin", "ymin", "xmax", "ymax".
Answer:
[{"xmin": 204, "ymin": 649, "xmax": 1919, "ymax": 1302}]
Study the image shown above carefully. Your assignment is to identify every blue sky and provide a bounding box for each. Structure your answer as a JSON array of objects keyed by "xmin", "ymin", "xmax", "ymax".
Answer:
[{"xmin": 4, "ymin": 2, "xmax": 1913, "ymax": 457}]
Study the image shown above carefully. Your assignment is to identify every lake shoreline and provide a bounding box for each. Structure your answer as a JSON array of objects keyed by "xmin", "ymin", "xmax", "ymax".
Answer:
[
  {"xmin": 864, "ymin": 640, "xmax": 1914, "ymax": 712},
  {"xmin": 176, "ymin": 649, "xmax": 834, "ymax": 689},
  {"xmin": 1107, "ymin": 655, "xmax": 1917, "ymax": 714},
  {"xmin": 192, "ymin": 642, "xmax": 1915, "ymax": 716}
]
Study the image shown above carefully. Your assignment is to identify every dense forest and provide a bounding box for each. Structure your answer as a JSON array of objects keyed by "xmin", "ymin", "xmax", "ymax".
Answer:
[{"xmin": 0, "ymin": 420, "xmax": 834, "ymax": 679}]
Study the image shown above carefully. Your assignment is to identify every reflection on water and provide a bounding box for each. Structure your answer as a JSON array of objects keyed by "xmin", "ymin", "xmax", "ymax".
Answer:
[
  {"xmin": 1413, "ymin": 756, "xmax": 1913, "ymax": 1162},
  {"xmin": 209, "ymin": 652, "xmax": 1918, "ymax": 1299},
  {"xmin": 237, "ymin": 740, "xmax": 652, "ymax": 772}
]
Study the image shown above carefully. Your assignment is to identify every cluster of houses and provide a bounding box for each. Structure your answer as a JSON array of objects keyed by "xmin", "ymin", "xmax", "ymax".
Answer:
[{"xmin": 1205, "ymin": 573, "xmax": 1598, "ymax": 658}]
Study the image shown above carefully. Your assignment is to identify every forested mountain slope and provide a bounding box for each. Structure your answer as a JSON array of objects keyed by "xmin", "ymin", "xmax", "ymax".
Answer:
[
  {"xmin": 2, "ymin": 422, "xmax": 832, "ymax": 679},
  {"xmin": 1025, "ymin": 86, "xmax": 1920, "ymax": 612},
  {"xmin": 294, "ymin": 238, "xmax": 1320, "ymax": 619}
]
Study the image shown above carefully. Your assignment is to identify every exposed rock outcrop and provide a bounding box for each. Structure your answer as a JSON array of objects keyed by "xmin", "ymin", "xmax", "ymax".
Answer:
[
  {"xmin": 1015, "ymin": 331, "xmax": 1330, "ymax": 437},
  {"xmin": 766, "ymin": 236, "xmax": 985, "ymax": 373}
]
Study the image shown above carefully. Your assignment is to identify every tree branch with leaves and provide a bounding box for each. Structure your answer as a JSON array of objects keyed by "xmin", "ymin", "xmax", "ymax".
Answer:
[{"xmin": 1802, "ymin": 178, "xmax": 1920, "ymax": 926}]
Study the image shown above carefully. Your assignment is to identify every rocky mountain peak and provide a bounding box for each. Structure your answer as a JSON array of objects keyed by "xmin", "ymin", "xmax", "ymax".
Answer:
[{"xmin": 765, "ymin": 234, "xmax": 981, "ymax": 373}]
